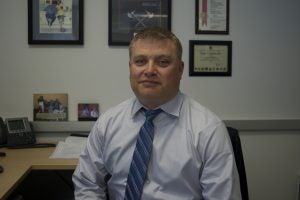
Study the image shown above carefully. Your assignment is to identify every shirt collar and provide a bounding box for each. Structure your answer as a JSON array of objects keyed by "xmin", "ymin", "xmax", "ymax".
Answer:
[{"xmin": 131, "ymin": 92, "xmax": 183, "ymax": 119}]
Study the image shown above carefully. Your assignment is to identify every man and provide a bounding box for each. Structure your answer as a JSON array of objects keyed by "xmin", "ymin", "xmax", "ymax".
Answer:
[
  {"xmin": 44, "ymin": 1, "xmax": 58, "ymax": 27},
  {"xmin": 72, "ymin": 27, "xmax": 242, "ymax": 199}
]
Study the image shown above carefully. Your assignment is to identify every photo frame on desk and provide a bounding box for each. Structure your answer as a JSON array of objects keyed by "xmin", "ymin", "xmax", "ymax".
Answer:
[
  {"xmin": 108, "ymin": 0, "xmax": 172, "ymax": 46},
  {"xmin": 189, "ymin": 40, "xmax": 232, "ymax": 76},
  {"xmin": 33, "ymin": 93, "xmax": 68, "ymax": 121},
  {"xmin": 78, "ymin": 103, "xmax": 100, "ymax": 121},
  {"xmin": 195, "ymin": 0, "xmax": 229, "ymax": 34},
  {"xmin": 28, "ymin": 0, "xmax": 83, "ymax": 45}
]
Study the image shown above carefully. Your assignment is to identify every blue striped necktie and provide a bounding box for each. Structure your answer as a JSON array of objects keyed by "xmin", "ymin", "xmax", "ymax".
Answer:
[{"xmin": 124, "ymin": 108, "xmax": 162, "ymax": 200}]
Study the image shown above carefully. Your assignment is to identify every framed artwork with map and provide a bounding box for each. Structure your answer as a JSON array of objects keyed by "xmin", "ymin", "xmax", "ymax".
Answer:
[{"xmin": 109, "ymin": 0, "xmax": 171, "ymax": 46}]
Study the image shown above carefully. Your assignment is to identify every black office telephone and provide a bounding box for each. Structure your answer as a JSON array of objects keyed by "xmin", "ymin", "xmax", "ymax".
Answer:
[{"xmin": 0, "ymin": 117, "xmax": 36, "ymax": 147}]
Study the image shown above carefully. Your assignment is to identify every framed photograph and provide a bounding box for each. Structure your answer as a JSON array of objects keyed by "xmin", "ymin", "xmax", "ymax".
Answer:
[
  {"xmin": 78, "ymin": 103, "xmax": 100, "ymax": 121},
  {"xmin": 33, "ymin": 93, "xmax": 68, "ymax": 121},
  {"xmin": 109, "ymin": 0, "xmax": 172, "ymax": 46},
  {"xmin": 189, "ymin": 40, "xmax": 232, "ymax": 76},
  {"xmin": 195, "ymin": 0, "xmax": 229, "ymax": 34},
  {"xmin": 28, "ymin": 0, "xmax": 83, "ymax": 45}
]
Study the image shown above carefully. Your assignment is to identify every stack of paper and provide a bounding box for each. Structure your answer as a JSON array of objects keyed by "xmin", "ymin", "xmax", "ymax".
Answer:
[{"xmin": 50, "ymin": 136, "xmax": 87, "ymax": 159}]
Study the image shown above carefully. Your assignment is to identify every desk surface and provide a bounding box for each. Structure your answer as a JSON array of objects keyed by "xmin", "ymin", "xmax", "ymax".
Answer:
[{"xmin": 0, "ymin": 147, "xmax": 78, "ymax": 200}]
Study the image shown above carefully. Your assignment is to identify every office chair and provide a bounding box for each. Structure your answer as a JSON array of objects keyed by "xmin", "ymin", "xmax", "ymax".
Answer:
[{"xmin": 227, "ymin": 126, "xmax": 249, "ymax": 200}]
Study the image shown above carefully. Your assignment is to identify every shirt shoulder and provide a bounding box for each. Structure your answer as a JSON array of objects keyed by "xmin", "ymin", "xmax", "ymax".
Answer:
[
  {"xmin": 94, "ymin": 97, "xmax": 138, "ymax": 130},
  {"xmin": 183, "ymin": 95, "xmax": 221, "ymax": 122},
  {"xmin": 102, "ymin": 98, "xmax": 135, "ymax": 117},
  {"xmin": 182, "ymin": 94, "xmax": 222, "ymax": 126}
]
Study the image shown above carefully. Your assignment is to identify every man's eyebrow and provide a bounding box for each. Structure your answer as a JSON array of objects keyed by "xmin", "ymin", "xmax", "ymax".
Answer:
[
  {"xmin": 132, "ymin": 55, "xmax": 146, "ymax": 59},
  {"xmin": 156, "ymin": 55, "xmax": 172, "ymax": 59},
  {"xmin": 131, "ymin": 54, "xmax": 173, "ymax": 60}
]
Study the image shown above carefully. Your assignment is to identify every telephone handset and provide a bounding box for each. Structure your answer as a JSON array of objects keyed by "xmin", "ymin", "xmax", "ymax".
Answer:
[
  {"xmin": 0, "ymin": 117, "xmax": 7, "ymax": 144},
  {"xmin": 0, "ymin": 117, "xmax": 36, "ymax": 147}
]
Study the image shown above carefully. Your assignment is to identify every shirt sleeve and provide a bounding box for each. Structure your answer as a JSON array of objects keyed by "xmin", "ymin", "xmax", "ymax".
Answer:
[
  {"xmin": 72, "ymin": 120, "xmax": 109, "ymax": 200},
  {"xmin": 199, "ymin": 122, "xmax": 242, "ymax": 200}
]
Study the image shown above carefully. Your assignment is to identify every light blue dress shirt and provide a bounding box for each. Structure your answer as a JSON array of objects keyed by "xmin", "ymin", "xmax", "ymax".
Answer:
[{"xmin": 73, "ymin": 92, "xmax": 242, "ymax": 200}]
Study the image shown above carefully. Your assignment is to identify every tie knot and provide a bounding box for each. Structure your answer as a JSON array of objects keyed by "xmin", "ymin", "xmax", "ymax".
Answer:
[{"xmin": 143, "ymin": 108, "xmax": 162, "ymax": 122}]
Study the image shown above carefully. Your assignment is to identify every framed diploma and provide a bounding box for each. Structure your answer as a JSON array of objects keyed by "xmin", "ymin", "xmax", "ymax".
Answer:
[
  {"xmin": 189, "ymin": 40, "xmax": 232, "ymax": 76},
  {"xmin": 195, "ymin": 0, "xmax": 229, "ymax": 34},
  {"xmin": 28, "ymin": 0, "xmax": 84, "ymax": 45},
  {"xmin": 109, "ymin": 0, "xmax": 172, "ymax": 46}
]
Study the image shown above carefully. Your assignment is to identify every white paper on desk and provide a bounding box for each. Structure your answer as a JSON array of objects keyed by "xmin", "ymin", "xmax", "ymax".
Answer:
[
  {"xmin": 50, "ymin": 136, "xmax": 87, "ymax": 159},
  {"xmin": 65, "ymin": 136, "xmax": 88, "ymax": 145}
]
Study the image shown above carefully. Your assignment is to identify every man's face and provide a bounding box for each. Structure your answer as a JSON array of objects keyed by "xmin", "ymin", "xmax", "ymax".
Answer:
[{"xmin": 129, "ymin": 38, "xmax": 184, "ymax": 109}]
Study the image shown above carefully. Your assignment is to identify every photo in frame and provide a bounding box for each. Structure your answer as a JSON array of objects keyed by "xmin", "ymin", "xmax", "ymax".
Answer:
[
  {"xmin": 195, "ymin": 0, "xmax": 229, "ymax": 34},
  {"xmin": 33, "ymin": 93, "xmax": 68, "ymax": 121},
  {"xmin": 109, "ymin": 0, "xmax": 172, "ymax": 46},
  {"xmin": 78, "ymin": 103, "xmax": 100, "ymax": 121},
  {"xmin": 189, "ymin": 40, "xmax": 232, "ymax": 76},
  {"xmin": 28, "ymin": 0, "xmax": 83, "ymax": 44}
]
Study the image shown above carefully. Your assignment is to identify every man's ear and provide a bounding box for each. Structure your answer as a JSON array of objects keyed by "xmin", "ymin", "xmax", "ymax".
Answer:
[{"xmin": 179, "ymin": 61, "xmax": 184, "ymax": 75}]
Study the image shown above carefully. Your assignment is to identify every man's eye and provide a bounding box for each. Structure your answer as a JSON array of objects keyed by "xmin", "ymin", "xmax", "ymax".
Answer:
[
  {"xmin": 134, "ymin": 59, "xmax": 147, "ymax": 66},
  {"xmin": 157, "ymin": 59, "xmax": 171, "ymax": 67}
]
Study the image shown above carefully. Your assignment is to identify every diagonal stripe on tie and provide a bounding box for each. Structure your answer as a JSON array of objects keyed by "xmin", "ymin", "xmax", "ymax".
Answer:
[{"xmin": 124, "ymin": 108, "xmax": 162, "ymax": 200}]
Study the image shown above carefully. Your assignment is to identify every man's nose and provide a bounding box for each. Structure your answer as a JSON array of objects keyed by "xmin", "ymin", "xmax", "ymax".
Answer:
[{"xmin": 144, "ymin": 61, "xmax": 157, "ymax": 75}]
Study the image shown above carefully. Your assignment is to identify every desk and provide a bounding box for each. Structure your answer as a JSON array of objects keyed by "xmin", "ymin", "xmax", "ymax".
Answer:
[
  {"xmin": 0, "ymin": 147, "xmax": 78, "ymax": 200},
  {"xmin": 297, "ymin": 170, "xmax": 300, "ymax": 200}
]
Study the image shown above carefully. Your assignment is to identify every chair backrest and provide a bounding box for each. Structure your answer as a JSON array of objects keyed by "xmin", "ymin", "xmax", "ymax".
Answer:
[{"xmin": 227, "ymin": 127, "xmax": 249, "ymax": 200}]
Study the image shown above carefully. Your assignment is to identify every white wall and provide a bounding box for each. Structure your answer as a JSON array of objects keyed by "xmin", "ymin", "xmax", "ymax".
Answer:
[
  {"xmin": 1, "ymin": 1, "xmax": 300, "ymax": 200},
  {"xmin": 0, "ymin": 0, "xmax": 299, "ymax": 120},
  {"xmin": 241, "ymin": 130, "xmax": 300, "ymax": 200}
]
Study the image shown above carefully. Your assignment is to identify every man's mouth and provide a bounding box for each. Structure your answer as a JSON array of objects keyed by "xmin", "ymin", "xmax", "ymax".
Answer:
[{"xmin": 140, "ymin": 80, "xmax": 160, "ymax": 86}]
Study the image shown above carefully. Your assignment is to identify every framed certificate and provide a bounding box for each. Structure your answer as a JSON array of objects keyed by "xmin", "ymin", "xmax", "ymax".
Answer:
[
  {"xmin": 189, "ymin": 40, "xmax": 232, "ymax": 76},
  {"xmin": 109, "ymin": 0, "xmax": 172, "ymax": 46},
  {"xmin": 28, "ymin": 0, "xmax": 84, "ymax": 45},
  {"xmin": 195, "ymin": 0, "xmax": 229, "ymax": 34}
]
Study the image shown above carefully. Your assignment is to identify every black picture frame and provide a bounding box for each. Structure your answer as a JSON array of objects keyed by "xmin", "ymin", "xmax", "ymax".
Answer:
[
  {"xmin": 108, "ymin": 0, "xmax": 172, "ymax": 46},
  {"xmin": 78, "ymin": 103, "xmax": 100, "ymax": 121},
  {"xmin": 195, "ymin": 0, "xmax": 229, "ymax": 34},
  {"xmin": 189, "ymin": 40, "xmax": 232, "ymax": 76},
  {"xmin": 28, "ymin": 0, "xmax": 83, "ymax": 45}
]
